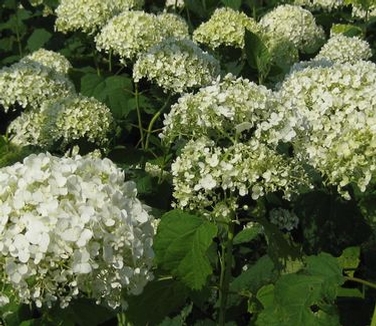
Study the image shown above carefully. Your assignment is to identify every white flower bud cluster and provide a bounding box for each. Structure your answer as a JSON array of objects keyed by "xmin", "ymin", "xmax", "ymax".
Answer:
[
  {"xmin": 351, "ymin": 4, "xmax": 376, "ymax": 19},
  {"xmin": 193, "ymin": 7, "xmax": 261, "ymax": 49},
  {"xmin": 55, "ymin": 0, "xmax": 144, "ymax": 34},
  {"xmin": 171, "ymin": 137, "xmax": 309, "ymax": 217},
  {"xmin": 315, "ymin": 34, "xmax": 372, "ymax": 64},
  {"xmin": 95, "ymin": 11, "xmax": 189, "ymax": 63},
  {"xmin": 20, "ymin": 48, "xmax": 73, "ymax": 75},
  {"xmin": 133, "ymin": 38, "xmax": 220, "ymax": 93},
  {"xmin": 269, "ymin": 208, "xmax": 299, "ymax": 231},
  {"xmin": 0, "ymin": 60, "xmax": 75, "ymax": 112},
  {"xmin": 0, "ymin": 153, "xmax": 155, "ymax": 309},
  {"xmin": 8, "ymin": 94, "xmax": 114, "ymax": 151},
  {"xmin": 270, "ymin": 60, "xmax": 376, "ymax": 197},
  {"xmin": 165, "ymin": 0, "xmax": 185, "ymax": 8},
  {"xmin": 160, "ymin": 74, "xmax": 275, "ymax": 143},
  {"xmin": 259, "ymin": 4, "xmax": 325, "ymax": 53},
  {"xmin": 294, "ymin": 0, "xmax": 345, "ymax": 12}
]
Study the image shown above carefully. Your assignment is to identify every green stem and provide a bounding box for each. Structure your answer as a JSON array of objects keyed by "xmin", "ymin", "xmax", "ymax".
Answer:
[
  {"xmin": 371, "ymin": 301, "xmax": 376, "ymax": 326},
  {"xmin": 344, "ymin": 276, "xmax": 376, "ymax": 290},
  {"xmin": 218, "ymin": 221, "xmax": 235, "ymax": 326},
  {"xmin": 134, "ymin": 83, "xmax": 145, "ymax": 150},
  {"xmin": 108, "ymin": 50, "xmax": 112, "ymax": 73},
  {"xmin": 14, "ymin": 11, "xmax": 23, "ymax": 58},
  {"xmin": 144, "ymin": 94, "xmax": 171, "ymax": 151}
]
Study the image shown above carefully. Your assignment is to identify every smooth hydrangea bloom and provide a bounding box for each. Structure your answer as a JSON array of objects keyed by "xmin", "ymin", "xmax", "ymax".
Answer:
[
  {"xmin": 171, "ymin": 137, "xmax": 309, "ymax": 218},
  {"xmin": 55, "ymin": 0, "xmax": 144, "ymax": 34},
  {"xmin": 352, "ymin": 4, "xmax": 376, "ymax": 19},
  {"xmin": 0, "ymin": 60, "xmax": 75, "ymax": 112},
  {"xmin": 165, "ymin": 0, "xmax": 185, "ymax": 8},
  {"xmin": 160, "ymin": 73, "xmax": 275, "ymax": 143},
  {"xmin": 294, "ymin": 0, "xmax": 345, "ymax": 11},
  {"xmin": 8, "ymin": 94, "xmax": 114, "ymax": 151},
  {"xmin": 20, "ymin": 48, "xmax": 72, "ymax": 75},
  {"xmin": 193, "ymin": 7, "xmax": 261, "ymax": 49},
  {"xmin": 315, "ymin": 34, "xmax": 372, "ymax": 64},
  {"xmin": 259, "ymin": 4, "xmax": 325, "ymax": 53},
  {"xmin": 269, "ymin": 208, "xmax": 299, "ymax": 231},
  {"xmin": 265, "ymin": 60, "xmax": 376, "ymax": 197},
  {"xmin": 95, "ymin": 11, "xmax": 189, "ymax": 63},
  {"xmin": 0, "ymin": 153, "xmax": 155, "ymax": 309},
  {"xmin": 133, "ymin": 38, "xmax": 220, "ymax": 93}
]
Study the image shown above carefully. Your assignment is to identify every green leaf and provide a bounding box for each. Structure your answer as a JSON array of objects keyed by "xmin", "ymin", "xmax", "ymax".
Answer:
[
  {"xmin": 125, "ymin": 278, "xmax": 188, "ymax": 326},
  {"xmin": 337, "ymin": 287, "xmax": 364, "ymax": 299},
  {"xmin": 256, "ymin": 253, "xmax": 343, "ymax": 326},
  {"xmin": 229, "ymin": 255, "xmax": 277, "ymax": 307},
  {"xmin": 337, "ymin": 247, "xmax": 360, "ymax": 277},
  {"xmin": 257, "ymin": 274, "xmax": 341, "ymax": 326},
  {"xmin": 305, "ymin": 253, "xmax": 344, "ymax": 286},
  {"xmin": 154, "ymin": 210, "xmax": 218, "ymax": 290},
  {"xmin": 330, "ymin": 24, "xmax": 364, "ymax": 37},
  {"xmin": 221, "ymin": 0, "xmax": 241, "ymax": 10},
  {"xmin": 80, "ymin": 73, "xmax": 134, "ymax": 118},
  {"xmin": 26, "ymin": 28, "xmax": 52, "ymax": 52},
  {"xmin": 233, "ymin": 223, "xmax": 262, "ymax": 245},
  {"xmin": 244, "ymin": 30, "xmax": 271, "ymax": 78},
  {"xmin": 231, "ymin": 255, "xmax": 276, "ymax": 295}
]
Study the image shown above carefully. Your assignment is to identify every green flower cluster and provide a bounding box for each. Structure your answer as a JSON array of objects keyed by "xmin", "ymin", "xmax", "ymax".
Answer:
[
  {"xmin": 95, "ymin": 11, "xmax": 189, "ymax": 63},
  {"xmin": 55, "ymin": 0, "xmax": 144, "ymax": 34},
  {"xmin": 8, "ymin": 94, "xmax": 114, "ymax": 152},
  {"xmin": 0, "ymin": 57, "xmax": 74, "ymax": 112},
  {"xmin": 272, "ymin": 60, "xmax": 376, "ymax": 197},
  {"xmin": 315, "ymin": 34, "xmax": 372, "ymax": 64},
  {"xmin": 259, "ymin": 4, "xmax": 325, "ymax": 53},
  {"xmin": 193, "ymin": 7, "xmax": 261, "ymax": 49},
  {"xmin": 133, "ymin": 38, "xmax": 220, "ymax": 93}
]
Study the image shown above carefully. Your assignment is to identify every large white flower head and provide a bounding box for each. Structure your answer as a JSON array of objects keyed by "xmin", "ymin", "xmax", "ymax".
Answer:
[
  {"xmin": 8, "ymin": 94, "xmax": 114, "ymax": 152},
  {"xmin": 0, "ymin": 153, "xmax": 155, "ymax": 309},
  {"xmin": 0, "ymin": 60, "xmax": 75, "ymax": 113},
  {"xmin": 193, "ymin": 7, "xmax": 261, "ymax": 49},
  {"xmin": 351, "ymin": 3, "xmax": 376, "ymax": 19},
  {"xmin": 55, "ymin": 0, "xmax": 144, "ymax": 34},
  {"xmin": 171, "ymin": 137, "xmax": 309, "ymax": 218},
  {"xmin": 20, "ymin": 48, "xmax": 72, "ymax": 75},
  {"xmin": 133, "ymin": 38, "xmax": 220, "ymax": 93},
  {"xmin": 267, "ymin": 60, "xmax": 376, "ymax": 198},
  {"xmin": 314, "ymin": 34, "xmax": 372, "ymax": 64},
  {"xmin": 160, "ymin": 73, "xmax": 275, "ymax": 143},
  {"xmin": 95, "ymin": 10, "xmax": 190, "ymax": 63},
  {"xmin": 294, "ymin": 0, "xmax": 345, "ymax": 11},
  {"xmin": 259, "ymin": 4, "xmax": 325, "ymax": 53}
]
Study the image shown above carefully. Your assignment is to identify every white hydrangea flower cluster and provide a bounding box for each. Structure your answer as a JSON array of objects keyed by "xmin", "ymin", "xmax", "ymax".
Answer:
[
  {"xmin": 171, "ymin": 137, "xmax": 309, "ymax": 217},
  {"xmin": 161, "ymin": 74, "xmax": 275, "ymax": 142},
  {"xmin": 8, "ymin": 94, "xmax": 114, "ymax": 151},
  {"xmin": 268, "ymin": 60, "xmax": 376, "ymax": 197},
  {"xmin": 0, "ymin": 60, "xmax": 75, "ymax": 112},
  {"xmin": 351, "ymin": 4, "xmax": 376, "ymax": 19},
  {"xmin": 20, "ymin": 48, "xmax": 73, "ymax": 75},
  {"xmin": 95, "ymin": 11, "xmax": 189, "ymax": 63},
  {"xmin": 165, "ymin": 0, "xmax": 185, "ymax": 8},
  {"xmin": 294, "ymin": 0, "xmax": 345, "ymax": 12},
  {"xmin": 0, "ymin": 153, "xmax": 155, "ymax": 309},
  {"xmin": 259, "ymin": 4, "xmax": 325, "ymax": 53},
  {"xmin": 315, "ymin": 34, "xmax": 372, "ymax": 64},
  {"xmin": 55, "ymin": 0, "xmax": 144, "ymax": 34},
  {"xmin": 269, "ymin": 208, "xmax": 299, "ymax": 231},
  {"xmin": 193, "ymin": 7, "xmax": 261, "ymax": 49},
  {"xmin": 133, "ymin": 38, "xmax": 220, "ymax": 93}
]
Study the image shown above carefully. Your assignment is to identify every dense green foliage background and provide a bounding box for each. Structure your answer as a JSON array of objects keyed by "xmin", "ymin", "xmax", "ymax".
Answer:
[{"xmin": 1, "ymin": 0, "xmax": 376, "ymax": 325}]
